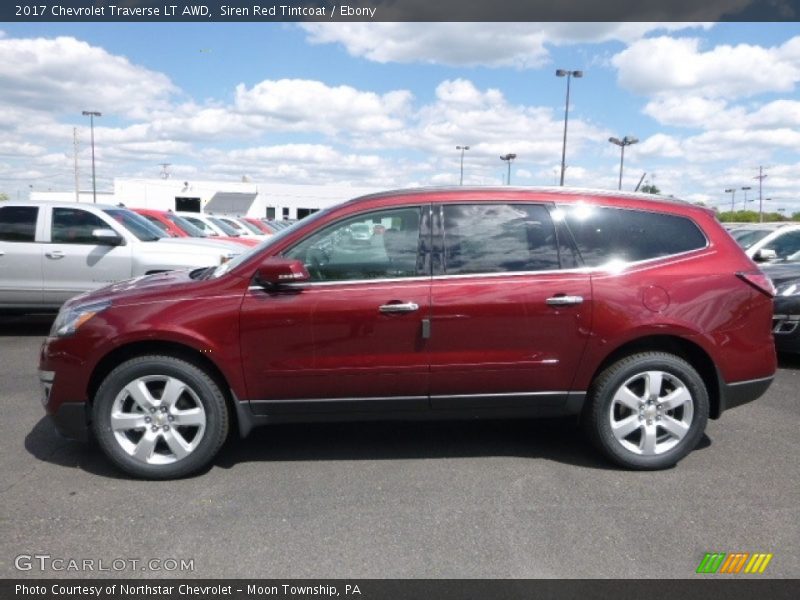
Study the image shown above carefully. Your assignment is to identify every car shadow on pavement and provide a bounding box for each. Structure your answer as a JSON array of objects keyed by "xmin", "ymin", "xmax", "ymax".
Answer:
[
  {"xmin": 0, "ymin": 314, "xmax": 55, "ymax": 337},
  {"xmin": 25, "ymin": 415, "xmax": 714, "ymax": 479},
  {"xmin": 213, "ymin": 417, "xmax": 713, "ymax": 472},
  {"xmin": 24, "ymin": 417, "xmax": 129, "ymax": 479}
]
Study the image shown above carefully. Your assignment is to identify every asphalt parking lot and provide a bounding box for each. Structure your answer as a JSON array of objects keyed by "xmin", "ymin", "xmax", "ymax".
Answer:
[{"xmin": 0, "ymin": 315, "xmax": 798, "ymax": 579}]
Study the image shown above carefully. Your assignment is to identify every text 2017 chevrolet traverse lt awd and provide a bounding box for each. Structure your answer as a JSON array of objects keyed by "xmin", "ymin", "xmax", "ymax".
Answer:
[{"xmin": 39, "ymin": 188, "xmax": 777, "ymax": 478}]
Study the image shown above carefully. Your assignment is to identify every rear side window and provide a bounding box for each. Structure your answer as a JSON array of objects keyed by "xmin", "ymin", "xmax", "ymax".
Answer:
[
  {"xmin": 0, "ymin": 206, "xmax": 38, "ymax": 242},
  {"xmin": 560, "ymin": 205, "xmax": 706, "ymax": 267},
  {"xmin": 443, "ymin": 204, "xmax": 561, "ymax": 275}
]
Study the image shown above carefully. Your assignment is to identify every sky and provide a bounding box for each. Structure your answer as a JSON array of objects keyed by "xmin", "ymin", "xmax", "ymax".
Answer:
[{"xmin": 0, "ymin": 21, "xmax": 799, "ymax": 213}]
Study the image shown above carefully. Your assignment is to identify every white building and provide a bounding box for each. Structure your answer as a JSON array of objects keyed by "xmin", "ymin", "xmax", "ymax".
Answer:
[{"xmin": 31, "ymin": 178, "xmax": 383, "ymax": 220}]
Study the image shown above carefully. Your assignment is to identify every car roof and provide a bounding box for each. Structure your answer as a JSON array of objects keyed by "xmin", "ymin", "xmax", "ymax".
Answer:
[{"xmin": 4, "ymin": 200, "xmax": 124, "ymax": 210}]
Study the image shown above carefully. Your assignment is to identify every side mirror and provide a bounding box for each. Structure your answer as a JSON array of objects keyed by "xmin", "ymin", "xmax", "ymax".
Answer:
[
  {"xmin": 255, "ymin": 257, "xmax": 310, "ymax": 288},
  {"xmin": 92, "ymin": 228, "xmax": 124, "ymax": 246},
  {"xmin": 754, "ymin": 248, "xmax": 778, "ymax": 262}
]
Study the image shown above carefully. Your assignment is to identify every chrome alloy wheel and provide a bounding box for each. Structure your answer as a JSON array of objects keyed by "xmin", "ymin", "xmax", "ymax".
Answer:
[
  {"xmin": 608, "ymin": 370, "xmax": 694, "ymax": 456},
  {"xmin": 110, "ymin": 375, "xmax": 207, "ymax": 465}
]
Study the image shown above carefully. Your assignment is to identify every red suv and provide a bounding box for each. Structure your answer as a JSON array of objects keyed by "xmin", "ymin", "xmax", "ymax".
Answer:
[{"xmin": 39, "ymin": 188, "xmax": 776, "ymax": 478}]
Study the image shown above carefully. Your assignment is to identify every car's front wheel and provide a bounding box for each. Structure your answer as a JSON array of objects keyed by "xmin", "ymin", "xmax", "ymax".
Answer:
[
  {"xmin": 92, "ymin": 355, "xmax": 229, "ymax": 479},
  {"xmin": 583, "ymin": 352, "xmax": 709, "ymax": 470}
]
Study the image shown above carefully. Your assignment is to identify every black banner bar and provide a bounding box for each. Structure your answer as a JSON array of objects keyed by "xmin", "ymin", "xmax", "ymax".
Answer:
[
  {"xmin": 3, "ymin": 0, "xmax": 800, "ymax": 22},
  {"xmin": 3, "ymin": 579, "xmax": 800, "ymax": 600}
]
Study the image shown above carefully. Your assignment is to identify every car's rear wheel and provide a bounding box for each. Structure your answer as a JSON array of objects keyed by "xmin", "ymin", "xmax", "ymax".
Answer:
[
  {"xmin": 92, "ymin": 355, "xmax": 229, "ymax": 479},
  {"xmin": 583, "ymin": 352, "xmax": 709, "ymax": 470}
]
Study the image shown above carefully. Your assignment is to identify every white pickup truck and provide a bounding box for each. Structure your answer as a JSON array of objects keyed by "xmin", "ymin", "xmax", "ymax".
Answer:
[{"xmin": 0, "ymin": 201, "xmax": 242, "ymax": 310}]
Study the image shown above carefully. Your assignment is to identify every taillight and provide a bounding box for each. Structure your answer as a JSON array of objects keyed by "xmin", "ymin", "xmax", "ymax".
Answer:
[{"xmin": 737, "ymin": 270, "xmax": 776, "ymax": 297}]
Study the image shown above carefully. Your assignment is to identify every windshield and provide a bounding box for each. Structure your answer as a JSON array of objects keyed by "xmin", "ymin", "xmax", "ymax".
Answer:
[
  {"xmin": 238, "ymin": 219, "xmax": 264, "ymax": 235},
  {"xmin": 104, "ymin": 208, "xmax": 164, "ymax": 241},
  {"xmin": 729, "ymin": 228, "xmax": 773, "ymax": 249},
  {"xmin": 166, "ymin": 213, "xmax": 208, "ymax": 237},
  {"xmin": 211, "ymin": 207, "xmax": 332, "ymax": 278},
  {"xmin": 208, "ymin": 216, "xmax": 240, "ymax": 236}
]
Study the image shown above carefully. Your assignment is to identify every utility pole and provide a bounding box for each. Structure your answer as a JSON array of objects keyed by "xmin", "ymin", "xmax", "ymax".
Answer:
[
  {"xmin": 754, "ymin": 166, "xmax": 768, "ymax": 223},
  {"xmin": 72, "ymin": 127, "xmax": 80, "ymax": 203}
]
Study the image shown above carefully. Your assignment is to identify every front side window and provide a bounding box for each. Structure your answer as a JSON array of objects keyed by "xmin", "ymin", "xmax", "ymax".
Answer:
[
  {"xmin": 442, "ymin": 204, "xmax": 561, "ymax": 275},
  {"xmin": 763, "ymin": 230, "xmax": 800, "ymax": 259},
  {"xmin": 51, "ymin": 208, "xmax": 113, "ymax": 244},
  {"xmin": 0, "ymin": 206, "xmax": 38, "ymax": 242},
  {"xmin": 561, "ymin": 205, "xmax": 707, "ymax": 267},
  {"xmin": 284, "ymin": 207, "xmax": 423, "ymax": 282}
]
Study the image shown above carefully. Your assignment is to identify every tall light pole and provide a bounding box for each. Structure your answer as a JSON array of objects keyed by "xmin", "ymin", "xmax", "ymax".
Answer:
[
  {"xmin": 741, "ymin": 186, "xmax": 752, "ymax": 210},
  {"xmin": 724, "ymin": 188, "xmax": 736, "ymax": 220},
  {"xmin": 608, "ymin": 136, "xmax": 638, "ymax": 190},
  {"xmin": 456, "ymin": 145, "xmax": 470, "ymax": 185},
  {"xmin": 82, "ymin": 110, "xmax": 101, "ymax": 203},
  {"xmin": 556, "ymin": 69, "xmax": 583, "ymax": 187},
  {"xmin": 500, "ymin": 153, "xmax": 517, "ymax": 185}
]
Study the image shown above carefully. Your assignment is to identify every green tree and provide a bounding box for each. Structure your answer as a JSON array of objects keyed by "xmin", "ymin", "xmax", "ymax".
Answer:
[
  {"xmin": 0, "ymin": 192, "xmax": 8, "ymax": 202},
  {"xmin": 639, "ymin": 184, "xmax": 660, "ymax": 194}
]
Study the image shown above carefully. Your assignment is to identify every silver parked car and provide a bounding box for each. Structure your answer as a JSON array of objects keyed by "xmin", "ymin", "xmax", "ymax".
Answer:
[{"xmin": 0, "ymin": 201, "xmax": 241, "ymax": 310}]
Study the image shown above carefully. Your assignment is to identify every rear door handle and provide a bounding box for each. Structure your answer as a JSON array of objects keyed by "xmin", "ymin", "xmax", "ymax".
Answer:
[
  {"xmin": 45, "ymin": 250, "xmax": 64, "ymax": 260},
  {"xmin": 379, "ymin": 302, "xmax": 420, "ymax": 314},
  {"xmin": 546, "ymin": 295, "xmax": 584, "ymax": 306}
]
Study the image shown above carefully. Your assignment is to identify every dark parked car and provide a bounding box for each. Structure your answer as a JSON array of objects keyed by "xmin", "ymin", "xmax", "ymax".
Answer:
[
  {"xmin": 39, "ymin": 187, "xmax": 777, "ymax": 478},
  {"xmin": 762, "ymin": 258, "xmax": 800, "ymax": 353}
]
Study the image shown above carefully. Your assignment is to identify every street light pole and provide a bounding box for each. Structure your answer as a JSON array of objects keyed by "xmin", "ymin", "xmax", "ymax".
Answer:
[
  {"xmin": 500, "ymin": 153, "xmax": 517, "ymax": 185},
  {"xmin": 724, "ymin": 188, "xmax": 736, "ymax": 220},
  {"xmin": 556, "ymin": 69, "xmax": 583, "ymax": 187},
  {"xmin": 741, "ymin": 186, "xmax": 752, "ymax": 210},
  {"xmin": 608, "ymin": 136, "xmax": 638, "ymax": 190},
  {"xmin": 82, "ymin": 110, "xmax": 101, "ymax": 203},
  {"xmin": 456, "ymin": 145, "xmax": 470, "ymax": 185}
]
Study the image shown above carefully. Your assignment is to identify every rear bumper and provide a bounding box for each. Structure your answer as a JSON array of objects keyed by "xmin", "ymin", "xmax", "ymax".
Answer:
[
  {"xmin": 718, "ymin": 375, "xmax": 774, "ymax": 415},
  {"xmin": 772, "ymin": 313, "xmax": 800, "ymax": 354}
]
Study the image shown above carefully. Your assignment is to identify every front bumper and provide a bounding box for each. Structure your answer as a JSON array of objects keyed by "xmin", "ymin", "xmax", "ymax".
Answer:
[{"xmin": 38, "ymin": 368, "xmax": 89, "ymax": 441}]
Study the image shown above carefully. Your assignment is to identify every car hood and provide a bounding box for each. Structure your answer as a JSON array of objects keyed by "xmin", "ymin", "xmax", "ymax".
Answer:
[
  {"xmin": 141, "ymin": 237, "xmax": 243, "ymax": 254},
  {"xmin": 64, "ymin": 269, "xmax": 203, "ymax": 308}
]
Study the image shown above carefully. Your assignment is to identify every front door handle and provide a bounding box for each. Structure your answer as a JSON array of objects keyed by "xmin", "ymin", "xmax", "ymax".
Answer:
[
  {"xmin": 379, "ymin": 302, "xmax": 420, "ymax": 314},
  {"xmin": 45, "ymin": 250, "xmax": 64, "ymax": 260},
  {"xmin": 546, "ymin": 295, "xmax": 583, "ymax": 306}
]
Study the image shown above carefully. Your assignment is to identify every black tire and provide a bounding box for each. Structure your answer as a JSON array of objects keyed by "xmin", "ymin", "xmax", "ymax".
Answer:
[
  {"xmin": 92, "ymin": 355, "xmax": 229, "ymax": 479},
  {"xmin": 583, "ymin": 352, "xmax": 709, "ymax": 470}
]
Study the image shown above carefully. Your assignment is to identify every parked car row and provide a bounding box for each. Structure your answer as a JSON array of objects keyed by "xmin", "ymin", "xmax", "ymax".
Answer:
[
  {"xmin": 726, "ymin": 222, "xmax": 800, "ymax": 354},
  {"xmin": 0, "ymin": 202, "xmax": 308, "ymax": 311},
  {"xmin": 38, "ymin": 187, "xmax": 777, "ymax": 478},
  {"xmin": 0, "ymin": 202, "xmax": 247, "ymax": 311}
]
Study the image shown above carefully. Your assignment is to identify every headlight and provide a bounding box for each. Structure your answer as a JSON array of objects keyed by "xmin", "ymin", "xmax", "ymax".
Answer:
[
  {"xmin": 777, "ymin": 282, "xmax": 800, "ymax": 297},
  {"xmin": 49, "ymin": 301, "xmax": 112, "ymax": 337}
]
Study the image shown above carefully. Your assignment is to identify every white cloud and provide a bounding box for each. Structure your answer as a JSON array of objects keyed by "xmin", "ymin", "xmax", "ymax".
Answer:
[
  {"xmin": 613, "ymin": 35, "xmax": 800, "ymax": 99},
  {"xmin": 301, "ymin": 23, "xmax": 711, "ymax": 69},
  {"xmin": 0, "ymin": 36, "xmax": 177, "ymax": 118},
  {"xmin": 233, "ymin": 79, "xmax": 412, "ymax": 135}
]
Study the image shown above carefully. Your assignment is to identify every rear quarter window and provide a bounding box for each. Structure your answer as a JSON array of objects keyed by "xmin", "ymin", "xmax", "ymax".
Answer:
[{"xmin": 561, "ymin": 205, "xmax": 707, "ymax": 267}]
